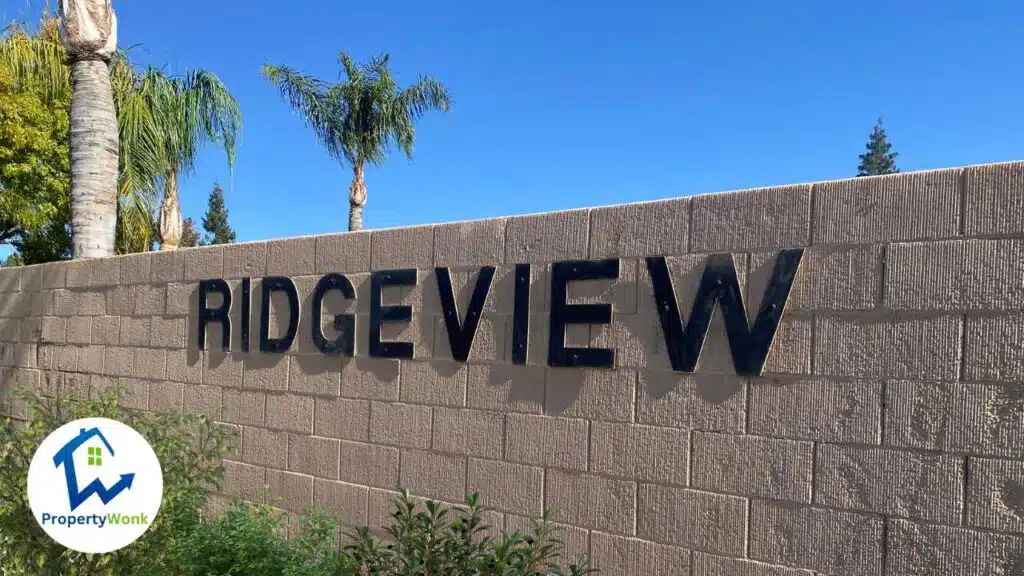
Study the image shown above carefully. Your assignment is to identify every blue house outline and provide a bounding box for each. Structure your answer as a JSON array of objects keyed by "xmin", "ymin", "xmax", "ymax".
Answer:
[{"xmin": 52, "ymin": 427, "xmax": 136, "ymax": 512}]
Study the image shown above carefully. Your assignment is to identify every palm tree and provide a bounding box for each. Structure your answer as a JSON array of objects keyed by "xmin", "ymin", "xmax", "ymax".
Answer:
[
  {"xmin": 142, "ymin": 70, "xmax": 241, "ymax": 251},
  {"xmin": 58, "ymin": 0, "xmax": 121, "ymax": 258},
  {"xmin": 262, "ymin": 52, "xmax": 450, "ymax": 231},
  {"xmin": 1, "ymin": 13, "xmax": 163, "ymax": 257}
]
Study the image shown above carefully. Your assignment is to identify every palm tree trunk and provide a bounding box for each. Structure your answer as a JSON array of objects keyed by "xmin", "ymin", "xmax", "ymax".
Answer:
[
  {"xmin": 158, "ymin": 171, "xmax": 182, "ymax": 250},
  {"xmin": 68, "ymin": 58, "xmax": 119, "ymax": 258},
  {"xmin": 348, "ymin": 161, "xmax": 367, "ymax": 232}
]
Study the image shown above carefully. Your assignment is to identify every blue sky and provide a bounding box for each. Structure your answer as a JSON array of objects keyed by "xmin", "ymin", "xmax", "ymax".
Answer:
[{"xmin": 3, "ymin": 0, "xmax": 1024, "ymax": 244}]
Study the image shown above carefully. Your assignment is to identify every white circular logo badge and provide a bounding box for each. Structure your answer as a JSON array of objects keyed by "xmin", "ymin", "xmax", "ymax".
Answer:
[{"xmin": 27, "ymin": 417, "xmax": 164, "ymax": 554}]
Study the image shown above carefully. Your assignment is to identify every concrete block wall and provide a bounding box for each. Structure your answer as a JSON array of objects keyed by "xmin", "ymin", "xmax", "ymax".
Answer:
[{"xmin": 2, "ymin": 161, "xmax": 1024, "ymax": 574}]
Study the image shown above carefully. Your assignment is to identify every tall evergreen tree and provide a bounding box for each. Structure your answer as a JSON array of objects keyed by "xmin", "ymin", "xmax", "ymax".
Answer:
[
  {"xmin": 201, "ymin": 182, "xmax": 235, "ymax": 245},
  {"xmin": 857, "ymin": 118, "xmax": 899, "ymax": 177},
  {"xmin": 180, "ymin": 217, "xmax": 199, "ymax": 248}
]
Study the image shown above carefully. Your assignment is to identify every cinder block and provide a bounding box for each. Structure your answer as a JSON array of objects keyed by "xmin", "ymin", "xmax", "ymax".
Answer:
[
  {"xmin": 465, "ymin": 458, "xmax": 542, "ymax": 517},
  {"xmin": 106, "ymin": 285, "xmax": 137, "ymax": 316},
  {"xmin": 814, "ymin": 444, "xmax": 964, "ymax": 523},
  {"xmin": 813, "ymin": 168, "xmax": 961, "ymax": 244},
  {"xmin": 314, "ymin": 397, "xmax": 369, "ymax": 441},
  {"xmin": 966, "ymin": 457, "xmax": 1024, "ymax": 533},
  {"xmin": 964, "ymin": 314, "xmax": 1024, "ymax": 382},
  {"xmin": 166, "ymin": 349, "xmax": 202, "ymax": 385},
  {"xmin": 287, "ymin": 434, "xmax": 340, "ymax": 479},
  {"xmin": 545, "ymin": 368, "xmax": 635, "ymax": 423},
  {"xmin": 400, "ymin": 360, "xmax": 468, "ymax": 406},
  {"xmin": 313, "ymin": 478, "xmax": 368, "ymax": 527},
  {"xmin": 505, "ymin": 209, "xmax": 590, "ymax": 263},
  {"xmin": 118, "ymin": 317, "xmax": 150, "ymax": 347},
  {"xmin": 183, "ymin": 384, "xmax": 222, "ymax": 418},
  {"xmin": 590, "ymin": 422, "xmax": 689, "ymax": 486},
  {"xmin": 90, "ymin": 257, "xmax": 120, "ymax": 287},
  {"xmin": 222, "ymin": 460, "xmax": 267, "ymax": 503},
  {"xmin": 813, "ymin": 314, "xmax": 962, "ymax": 380},
  {"xmin": 589, "ymin": 198, "xmax": 690, "ymax": 259},
  {"xmin": 691, "ymin": 184, "xmax": 811, "ymax": 251},
  {"xmin": 91, "ymin": 316, "xmax": 119, "ymax": 346},
  {"xmin": 149, "ymin": 317, "xmax": 183, "ymax": 349},
  {"xmin": 637, "ymin": 484, "xmax": 746, "ymax": 555},
  {"xmin": 589, "ymin": 532, "xmax": 691, "ymax": 576},
  {"xmin": 886, "ymin": 239, "xmax": 1024, "ymax": 310},
  {"xmin": 134, "ymin": 348, "xmax": 167, "ymax": 381},
  {"xmin": 434, "ymin": 218, "xmax": 506, "ymax": 267},
  {"xmin": 223, "ymin": 241, "xmax": 268, "ymax": 278},
  {"xmin": 886, "ymin": 519, "xmax": 1024, "ymax": 575},
  {"xmin": 39, "ymin": 317, "xmax": 65, "ymax": 344},
  {"xmin": 203, "ymin": 352, "xmax": 243, "ymax": 388},
  {"xmin": 693, "ymin": 432, "xmax": 813, "ymax": 502},
  {"xmin": 750, "ymin": 244, "xmax": 882, "ymax": 312},
  {"xmin": 103, "ymin": 346, "xmax": 132, "ymax": 377},
  {"xmin": 315, "ymin": 231, "xmax": 371, "ymax": 274},
  {"xmin": 545, "ymin": 469, "xmax": 635, "ymax": 535},
  {"xmin": 371, "ymin": 225, "xmax": 435, "ymax": 270},
  {"xmin": 148, "ymin": 381, "xmax": 183, "ymax": 413},
  {"xmin": 65, "ymin": 317, "xmax": 91, "ymax": 345},
  {"xmin": 964, "ymin": 161, "xmax": 1024, "ymax": 236},
  {"xmin": 466, "ymin": 364, "xmax": 544, "ymax": 414},
  {"xmin": 366, "ymin": 488, "xmax": 402, "ymax": 536},
  {"xmin": 369, "ymin": 402, "xmax": 432, "ymax": 449},
  {"xmin": 692, "ymin": 554, "xmax": 814, "ymax": 576},
  {"xmin": 636, "ymin": 372, "xmax": 747, "ymax": 433},
  {"xmin": 241, "ymin": 426, "xmax": 288, "ymax": 469},
  {"xmin": 339, "ymin": 358, "xmax": 400, "ymax": 401},
  {"xmin": 241, "ymin": 354, "xmax": 288, "ymax": 392},
  {"xmin": 288, "ymin": 355, "xmax": 341, "ymax": 396},
  {"xmin": 165, "ymin": 283, "xmax": 193, "ymax": 317},
  {"xmin": 885, "ymin": 380, "xmax": 1024, "ymax": 458},
  {"xmin": 151, "ymin": 250, "xmax": 184, "ymax": 283},
  {"xmin": 183, "ymin": 245, "xmax": 224, "ymax": 280},
  {"xmin": 399, "ymin": 449, "xmax": 467, "ymax": 503},
  {"xmin": 266, "ymin": 469, "xmax": 313, "ymax": 514},
  {"xmin": 432, "ymin": 407, "xmax": 504, "ymax": 459},
  {"xmin": 119, "ymin": 253, "xmax": 151, "ymax": 285},
  {"xmin": 266, "ymin": 394, "xmax": 314, "ymax": 434},
  {"xmin": 505, "ymin": 413, "xmax": 588, "ymax": 471},
  {"xmin": 0, "ymin": 266, "xmax": 21, "ymax": 292},
  {"xmin": 65, "ymin": 261, "xmax": 92, "ymax": 288},
  {"xmin": 223, "ymin": 389, "xmax": 266, "ymax": 427},
  {"xmin": 749, "ymin": 502, "xmax": 883, "ymax": 576},
  {"xmin": 338, "ymin": 440, "xmax": 399, "ymax": 489},
  {"xmin": 30, "ymin": 290, "xmax": 54, "ymax": 317},
  {"xmin": 750, "ymin": 377, "xmax": 882, "ymax": 444},
  {"xmin": 266, "ymin": 236, "xmax": 316, "ymax": 276}
]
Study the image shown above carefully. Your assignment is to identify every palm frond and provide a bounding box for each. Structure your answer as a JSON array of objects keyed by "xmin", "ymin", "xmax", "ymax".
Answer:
[{"xmin": 262, "ymin": 63, "xmax": 349, "ymax": 163}]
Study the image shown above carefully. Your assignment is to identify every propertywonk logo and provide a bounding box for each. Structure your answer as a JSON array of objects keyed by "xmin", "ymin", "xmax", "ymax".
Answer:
[{"xmin": 27, "ymin": 418, "xmax": 164, "ymax": 554}]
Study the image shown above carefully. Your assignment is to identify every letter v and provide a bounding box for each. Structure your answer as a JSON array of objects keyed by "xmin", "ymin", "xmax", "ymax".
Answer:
[
  {"xmin": 645, "ymin": 249, "xmax": 803, "ymax": 377},
  {"xmin": 435, "ymin": 266, "xmax": 496, "ymax": 362}
]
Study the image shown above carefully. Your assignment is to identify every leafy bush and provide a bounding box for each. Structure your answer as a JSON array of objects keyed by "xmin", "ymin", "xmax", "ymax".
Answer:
[
  {"xmin": 0, "ymin": 384, "xmax": 234, "ymax": 576},
  {"xmin": 0, "ymin": 383, "xmax": 594, "ymax": 575},
  {"xmin": 173, "ymin": 491, "xmax": 594, "ymax": 576}
]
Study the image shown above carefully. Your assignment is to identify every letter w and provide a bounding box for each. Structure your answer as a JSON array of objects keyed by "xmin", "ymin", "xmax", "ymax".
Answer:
[{"xmin": 645, "ymin": 249, "xmax": 803, "ymax": 377}]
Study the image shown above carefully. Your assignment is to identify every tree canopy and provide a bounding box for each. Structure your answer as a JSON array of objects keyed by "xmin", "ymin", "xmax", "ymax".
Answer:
[
  {"xmin": 857, "ymin": 118, "xmax": 899, "ymax": 177},
  {"xmin": 201, "ymin": 182, "xmax": 236, "ymax": 245}
]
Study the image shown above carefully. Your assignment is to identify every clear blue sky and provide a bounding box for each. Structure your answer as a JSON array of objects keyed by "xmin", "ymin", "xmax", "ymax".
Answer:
[{"xmin": 3, "ymin": 0, "xmax": 1024, "ymax": 244}]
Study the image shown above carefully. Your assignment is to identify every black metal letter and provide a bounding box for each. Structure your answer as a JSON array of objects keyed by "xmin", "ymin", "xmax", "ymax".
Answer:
[
  {"xmin": 548, "ymin": 259, "xmax": 619, "ymax": 368},
  {"xmin": 369, "ymin": 269, "xmax": 416, "ymax": 358},
  {"xmin": 197, "ymin": 279, "xmax": 231, "ymax": 351},
  {"xmin": 436, "ymin": 266, "xmax": 495, "ymax": 362},
  {"xmin": 311, "ymin": 273, "xmax": 356, "ymax": 356},
  {"xmin": 511, "ymin": 263, "xmax": 530, "ymax": 365},
  {"xmin": 259, "ymin": 276, "xmax": 300, "ymax": 353},
  {"xmin": 240, "ymin": 277, "xmax": 251, "ymax": 353},
  {"xmin": 646, "ymin": 248, "xmax": 803, "ymax": 377}
]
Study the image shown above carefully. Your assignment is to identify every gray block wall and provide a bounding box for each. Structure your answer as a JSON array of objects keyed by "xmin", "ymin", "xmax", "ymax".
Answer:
[{"xmin": 3, "ymin": 161, "xmax": 1024, "ymax": 575}]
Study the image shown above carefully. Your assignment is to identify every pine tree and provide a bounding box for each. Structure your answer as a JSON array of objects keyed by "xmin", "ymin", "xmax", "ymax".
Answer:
[
  {"xmin": 180, "ymin": 217, "xmax": 200, "ymax": 248},
  {"xmin": 857, "ymin": 118, "xmax": 899, "ymax": 177},
  {"xmin": 201, "ymin": 183, "xmax": 236, "ymax": 245}
]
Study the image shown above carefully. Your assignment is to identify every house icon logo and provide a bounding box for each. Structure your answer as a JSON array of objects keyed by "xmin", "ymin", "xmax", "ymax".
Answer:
[{"xmin": 27, "ymin": 417, "xmax": 164, "ymax": 554}]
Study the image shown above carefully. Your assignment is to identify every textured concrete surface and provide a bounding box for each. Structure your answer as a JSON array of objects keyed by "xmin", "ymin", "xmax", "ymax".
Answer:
[{"xmin": 3, "ymin": 161, "xmax": 1024, "ymax": 574}]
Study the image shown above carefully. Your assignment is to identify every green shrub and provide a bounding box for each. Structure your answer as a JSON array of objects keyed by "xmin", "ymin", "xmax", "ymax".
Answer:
[
  {"xmin": 173, "ymin": 491, "xmax": 595, "ymax": 576},
  {"xmin": 0, "ymin": 384, "xmax": 234, "ymax": 576}
]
